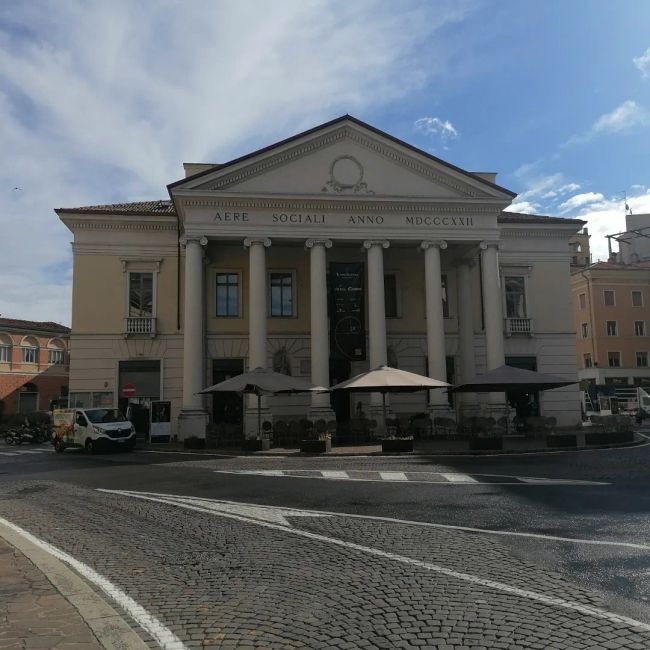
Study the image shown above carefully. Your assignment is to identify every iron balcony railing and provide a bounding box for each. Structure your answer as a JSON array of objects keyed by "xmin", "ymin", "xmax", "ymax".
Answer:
[
  {"xmin": 124, "ymin": 317, "xmax": 156, "ymax": 337},
  {"xmin": 505, "ymin": 317, "xmax": 533, "ymax": 336}
]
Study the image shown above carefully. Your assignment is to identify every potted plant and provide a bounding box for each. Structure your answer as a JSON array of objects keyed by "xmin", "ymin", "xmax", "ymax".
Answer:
[
  {"xmin": 381, "ymin": 436, "xmax": 414, "ymax": 453},
  {"xmin": 300, "ymin": 431, "xmax": 332, "ymax": 454}
]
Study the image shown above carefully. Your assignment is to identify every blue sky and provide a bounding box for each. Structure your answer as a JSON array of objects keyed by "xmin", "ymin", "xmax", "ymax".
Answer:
[{"xmin": 1, "ymin": 0, "xmax": 649, "ymax": 325}]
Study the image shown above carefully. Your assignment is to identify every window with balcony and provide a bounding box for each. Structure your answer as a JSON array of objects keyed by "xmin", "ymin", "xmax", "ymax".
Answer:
[
  {"xmin": 126, "ymin": 271, "xmax": 155, "ymax": 335},
  {"xmin": 607, "ymin": 351, "xmax": 621, "ymax": 368},
  {"xmin": 269, "ymin": 272, "xmax": 294, "ymax": 317},
  {"xmin": 505, "ymin": 276, "xmax": 526, "ymax": 318},
  {"xmin": 584, "ymin": 353, "xmax": 593, "ymax": 368},
  {"xmin": 606, "ymin": 320, "xmax": 618, "ymax": 336},
  {"xmin": 216, "ymin": 272, "xmax": 240, "ymax": 317},
  {"xmin": 635, "ymin": 320, "xmax": 646, "ymax": 337},
  {"xmin": 579, "ymin": 293, "xmax": 586, "ymax": 309},
  {"xmin": 604, "ymin": 290, "xmax": 615, "ymax": 306},
  {"xmin": 632, "ymin": 290, "xmax": 643, "ymax": 307},
  {"xmin": 581, "ymin": 322, "xmax": 589, "ymax": 338},
  {"xmin": 637, "ymin": 351, "xmax": 649, "ymax": 368}
]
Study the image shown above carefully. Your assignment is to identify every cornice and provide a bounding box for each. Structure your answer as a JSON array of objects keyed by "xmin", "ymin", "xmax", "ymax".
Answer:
[
  {"xmin": 198, "ymin": 126, "xmax": 491, "ymax": 198},
  {"xmin": 64, "ymin": 220, "xmax": 177, "ymax": 232},
  {"xmin": 500, "ymin": 228, "xmax": 581, "ymax": 239}
]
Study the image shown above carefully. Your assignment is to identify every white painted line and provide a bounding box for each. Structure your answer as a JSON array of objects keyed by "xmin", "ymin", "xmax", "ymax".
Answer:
[
  {"xmin": 12, "ymin": 449, "xmax": 47, "ymax": 454},
  {"xmin": 379, "ymin": 471, "xmax": 408, "ymax": 481},
  {"xmin": 104, "ymin": 490, "xmax": 650, "ymax": 633},
  {"xmin": 321, "ymin": 470, "xmax": 349, "ymax": 479},
  {"xmin": 0, "ymin": 514, "xmax": 188, "ymax": 650},
  {"xmin": 0, "ymin": 452, "xmax": 19, "ymax": 456},
  {"xmin": 439, "ymin": 473, "xmax": 479, "ymax": 483}
]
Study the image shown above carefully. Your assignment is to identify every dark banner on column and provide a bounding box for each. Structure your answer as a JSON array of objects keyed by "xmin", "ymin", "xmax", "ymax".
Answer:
[{"xmin": 329, "ymin": 262, "xmax": 366, "ymax": 361}]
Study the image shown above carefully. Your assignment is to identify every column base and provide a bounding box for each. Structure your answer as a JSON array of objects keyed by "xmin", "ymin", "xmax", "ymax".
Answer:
[
  {"xmin": 244, "ymin": 409, "xmax": 273, "ymax": 440},
  {"xmin": 177, "ymin": 409, "xmax": 208, "ymax": 440}
]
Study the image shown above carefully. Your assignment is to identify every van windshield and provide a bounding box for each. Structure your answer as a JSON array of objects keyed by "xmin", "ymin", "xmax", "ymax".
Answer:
[{"xmin": 85, "ymin": 409, "xmax": 127, "ymax": 424}]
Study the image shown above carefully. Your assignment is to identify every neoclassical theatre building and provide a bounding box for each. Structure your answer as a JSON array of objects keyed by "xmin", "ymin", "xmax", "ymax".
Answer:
[{"xmin": 57, "ymin": 116, "xmax": 583, "ymax": 438}]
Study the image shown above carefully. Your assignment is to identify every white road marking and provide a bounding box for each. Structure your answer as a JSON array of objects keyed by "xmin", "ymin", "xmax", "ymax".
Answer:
[
  {"xmin": 213, "ymin": 469, "xmax": 608, "ymax": 486},
  {"xmin": 321, "ymin": 470, "xmax": 349, "ymax": 479},
  {"xmin": 0, "ymin": 452, "xmax": 19, "ymax": 456},
  {"xmin": 439, "ymin": 473, "xmax": 478, "ymax": 483},
  {"xmin": 0, "ymin": 514, "xmax": 188, "ymax": 650},
  {"xmin": 101, "ymin": 489, "xmax": 650, "ymax": 633},
  {"xmin": 379, "ymin": 471, "xmax": 408, "ymax": 481}
]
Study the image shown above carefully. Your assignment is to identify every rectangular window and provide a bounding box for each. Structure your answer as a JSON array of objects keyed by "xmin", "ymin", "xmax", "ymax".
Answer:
[
  {"xmin": 129, "ymin": 272, "xmax": 153, "ymax": 317},
  {"xmin": 637, "ymin": 352, "xmax": 649, "ymax": 368},
  {"xmin": 635, "ymin": 320, "xmax": 646, "ymax": 337},
  {"xmin": 384, "ymin": 273, "xmax": 399, "ymax": 318},
  {"xmin": 0, "ymin": 346, "xmax": 9, "ymax": 362},
  {"xmin": 583, "ymin": 353, "xmax": 593, "ymax": 368},
  {"xmin": 270, "ymin": 272, "xmax": 294, "ymax": 317},
  {"xmin": 632, "ymin": 290, "xmax": 643, "ymax": 307},
  {"xmin": 48, "ymin": 349, "xmax": 65, "ymax": 365},
  {"xmin": 606, "ymin": 320, "xmax": 618, "ymax": 336},
  {"xmin": 581, "ymin": 322, "xmax": 589, "ymax": 338},
  {"xmin": 579, "ymin": 293, "xmax": 586, "ymax": 309},
  {"xmin": 607, "ymin": 351, "xmax": 621, "ymax": 368},
  {"xmin": 22, "ymin": 347, "xmax": 37, "ymax": 364},
  {"xmin": 215, "ymin": 272, "xmax": 240, "ymax": 317},
  {"xmin": 505, "ymin": 276, "xmax": 526, "ymax": 318},
  {"xmin": 603, "ymin": 290, "xmax": 615, "ymax": 306}
]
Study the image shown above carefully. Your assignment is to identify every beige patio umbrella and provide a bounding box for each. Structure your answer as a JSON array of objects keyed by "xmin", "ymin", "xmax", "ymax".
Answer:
[{"xmin": 331, "ymin": 365, "xmax": 451, "ymax": 431}]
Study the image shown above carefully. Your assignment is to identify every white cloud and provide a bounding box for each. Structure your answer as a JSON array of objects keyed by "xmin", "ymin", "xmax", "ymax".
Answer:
[
  {"xmin": 593, "ymin": 100, "xmax": 650, "ymax": 134},
  {"xmin": 414, "ymin": 116, "xmax": 459, "ymax": 141},
  {"xmin": 505, "ymin": 201, "xmax": 538, "ymax": 214},
  {"xmin": 504, "ymin": 167, "xmax": 583, "ymax": 215},
  {"xmin": 558, "ymin": 192, "xmax": 605, "ymax": 211},
  {"xmin": 0, "ymin": 0, "xmax": 475, "ymax": 325},
  {"xmin": 633, "ymin": 46, "xmax": 650, "ymax": 79}
]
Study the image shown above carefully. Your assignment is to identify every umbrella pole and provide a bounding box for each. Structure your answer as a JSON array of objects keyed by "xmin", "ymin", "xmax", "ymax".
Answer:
[{"xmin": 257, "ymin": 392, "xmax": 262, "ymax": 439}]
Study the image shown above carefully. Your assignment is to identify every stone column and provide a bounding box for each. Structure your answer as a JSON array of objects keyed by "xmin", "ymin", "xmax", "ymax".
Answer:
[
  {"xmin": 456, "ymin": 259, "xmax": 478, "ymax": 411},
  {"xmin": 244, "ymin": 237, "xmax": 272, "ymax": 437},
  {"xmin": 306, "ymin": 239, "xmax": 335, "ymax": 420},
  {"xmin": 421, "ymin": 241, "xmax": 449, "ymax": 411},
  {"xmin": 480, "ymin": 241, "xmax": 506, "ymax": 406},
  {"xmin": 178, "ymin": 235, "xmax": 208, "ymax": 439},
  {"xmin": 363, "ymin": 240, "xmax": 390, "ymax": 415}
]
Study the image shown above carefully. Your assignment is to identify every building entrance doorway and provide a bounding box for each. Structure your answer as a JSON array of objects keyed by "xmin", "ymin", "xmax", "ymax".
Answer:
[
  {"xmin": 329, "ymin": 358, "xmax": 351, "ymax": 423},
  {"xmin": 212, "ymin": 358, "xmax": 244, "ymax": 446}
]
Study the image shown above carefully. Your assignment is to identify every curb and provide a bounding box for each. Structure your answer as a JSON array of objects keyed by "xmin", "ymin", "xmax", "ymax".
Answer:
[{"xmin": 0, "ymin": 520, "xmax": 149, "ymax": 650}]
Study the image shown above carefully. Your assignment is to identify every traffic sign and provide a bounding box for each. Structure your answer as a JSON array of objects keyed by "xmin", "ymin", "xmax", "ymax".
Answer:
[{"xmin": 122, "ymin": 383, "xmax": 136, "ymax": 397}]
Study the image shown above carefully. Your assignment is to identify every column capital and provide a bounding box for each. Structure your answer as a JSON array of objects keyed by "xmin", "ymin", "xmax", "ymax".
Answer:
[
  {"xmin": 420, "ymin": 240, "xmax": 448, "ymax": 252},
  {"xmin": 362, "ymin": 239, "xmax": 390, "ymax": 250},
  {"xmin": 479, "ymin": 240, "xmax": 501, "ymax": 251},
  {"xmin": 244, "ymin": 237, "xmax": 272, "ymax": 248},
  {"xmin": 179, "ymin": 234, "xmax": 208, "ymax": 247},
  {"xmin": 305, "ymin": 238, "xmax": 332, "ymax": 250}
]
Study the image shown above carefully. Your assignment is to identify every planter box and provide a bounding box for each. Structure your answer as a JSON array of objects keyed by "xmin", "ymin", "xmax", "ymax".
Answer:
[
  {"xmin": 183, "ymin": 437, "xmax": 206, "ymax": 450},
  {"xmin": 469, "ymin": 437, "xmax": 503, "ymax": 451},
  {"xmin": 381, "ymin": 439, "xmax": 414, "ymax": 453},
  {"xmin": 585, "ymin": 431, "xmax": 634, "ymax": 446},
  {"xmin": 546, "ymin": 434, "xmax": 577, "ymax": 448},
  {"xmin": 242, "ymin": 438, "xmax": 271, "ymax": 452},
  {"xmin": 300, "ymin": 439, "xmax": 331, "ymax": 453}
]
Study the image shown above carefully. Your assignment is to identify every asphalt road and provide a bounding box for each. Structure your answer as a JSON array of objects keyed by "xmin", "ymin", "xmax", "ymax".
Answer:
[{"xmin": 1, "ymin": 437, "xmax": 650, "ymax": 648}]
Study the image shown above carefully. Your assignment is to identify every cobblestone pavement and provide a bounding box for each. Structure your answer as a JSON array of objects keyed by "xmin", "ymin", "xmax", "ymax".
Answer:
[
  {"xmin": 1, "ymin": 479, "xmax": 650, "ymax": 649},
  {"xmin": 0, "ymin": 536, "xmax": 102, "ymax": 649}
]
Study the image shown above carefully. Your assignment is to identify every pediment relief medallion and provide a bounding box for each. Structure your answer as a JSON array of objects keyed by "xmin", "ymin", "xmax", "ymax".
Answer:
[{"xmin": 321, "ymin": 155, "xmax": 374, "ymax": 194}]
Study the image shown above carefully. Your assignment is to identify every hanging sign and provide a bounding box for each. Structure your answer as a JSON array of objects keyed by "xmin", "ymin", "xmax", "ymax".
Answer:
[{"xmin": 329, "ymin": 262, "xmax": 366, "ymax": 361}]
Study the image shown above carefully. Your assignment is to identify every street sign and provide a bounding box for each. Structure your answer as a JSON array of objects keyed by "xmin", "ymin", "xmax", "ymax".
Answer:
[{"xmin": 122, "ymin": 383, "xmax": 136, "ymax": 397}]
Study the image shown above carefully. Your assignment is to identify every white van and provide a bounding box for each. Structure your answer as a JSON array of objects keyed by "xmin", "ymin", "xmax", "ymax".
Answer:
[{"xmin": 52, "ymin": 408, "xmax": 136, "ymax": 453}]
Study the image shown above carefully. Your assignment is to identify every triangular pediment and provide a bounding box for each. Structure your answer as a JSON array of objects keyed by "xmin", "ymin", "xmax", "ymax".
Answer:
[{"xmin": 170, "ymin": 116, "xmax": 515, "ymax": 202}]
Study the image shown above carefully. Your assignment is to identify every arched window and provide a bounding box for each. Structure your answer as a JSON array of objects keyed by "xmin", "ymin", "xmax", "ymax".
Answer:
[
  {"xmin": 48, "ymin": 338, "xmax": 66, "ymax": 365},
  {"xmin": 21, "ymin": 336, "xmax": 39, "ymax": 364},
  {"xmin": 19, "ymin": 382, "xmax": 38, "ymax": 414},
  {"xmin": 0, "ymin": 333, "xmax": 11, "ymax": 363},
  {"xmin": 272, "ymin": 347, "xmax": 292, "ymax": 376}
]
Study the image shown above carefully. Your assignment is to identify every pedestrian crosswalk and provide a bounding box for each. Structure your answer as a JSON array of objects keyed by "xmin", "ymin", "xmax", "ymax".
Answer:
[
  {"xmin": 214, "ymin": 469, "xmax": 608, "ymax": 486},
  {"xmin": 0, "ymin": 445, "xmax": 52, "ymax": 457}
]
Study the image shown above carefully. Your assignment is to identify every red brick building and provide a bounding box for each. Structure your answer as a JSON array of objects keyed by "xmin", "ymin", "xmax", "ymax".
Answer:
[{"xmin": 0, "ymin": 317, "xmax": 70, "ymax": 418}]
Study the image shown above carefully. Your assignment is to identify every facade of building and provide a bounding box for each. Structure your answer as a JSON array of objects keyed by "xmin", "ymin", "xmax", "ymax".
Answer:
[
  {"xmin": 57, "ymin": 116, "xmax": 583, "ymax": 438},
  {"xmin": 572, "ymin": 261, "xmax": 650, "ymax": 388},
  {"xmin": 0, "ymin": 317, "xmax": 70, "ymax": 417}
]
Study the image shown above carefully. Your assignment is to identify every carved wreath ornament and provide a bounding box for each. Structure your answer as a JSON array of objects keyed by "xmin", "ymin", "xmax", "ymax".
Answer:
[{"xmin": 322, "ymin": 155, "xmax": 374, "ymax": 194}]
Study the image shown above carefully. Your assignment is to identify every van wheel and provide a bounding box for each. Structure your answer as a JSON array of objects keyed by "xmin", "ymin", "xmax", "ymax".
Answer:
[
  {"xmin": 54, "ymin": 440, "xmax": 65, "ymax": 454},
  {"xmin": 84, "ymin": 439, "xmax": 95, "ymax": 454}
]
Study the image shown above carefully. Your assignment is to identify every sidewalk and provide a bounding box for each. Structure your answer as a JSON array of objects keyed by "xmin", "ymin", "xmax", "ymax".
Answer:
[{"xmin": 0, "ymin": 537, "xmax": 102, "ymax": 649}]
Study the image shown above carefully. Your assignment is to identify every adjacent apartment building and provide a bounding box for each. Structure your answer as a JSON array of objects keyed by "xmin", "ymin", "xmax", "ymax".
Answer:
[
  {"xmin": 0, "ymin": 317, "xmax": 70, "ymax": 416},
  {"xmin": 56, "ymin": 115, "xmax": 583, "ymax": 438}
]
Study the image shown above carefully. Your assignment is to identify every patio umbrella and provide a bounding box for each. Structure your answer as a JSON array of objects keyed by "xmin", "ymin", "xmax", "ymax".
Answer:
[
  {"xmin": 199, "ymin": 367, "xmax": 322, "ymax": 438},
  {"xmin": 452, "ymin": 365, "xmax": 576, "ymax": 393},
  {"xmin": 331, "ymin": 365, "xmax": 451, "ymax": 431}
]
